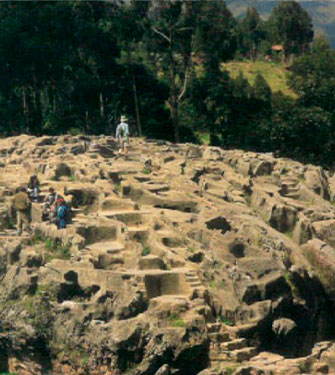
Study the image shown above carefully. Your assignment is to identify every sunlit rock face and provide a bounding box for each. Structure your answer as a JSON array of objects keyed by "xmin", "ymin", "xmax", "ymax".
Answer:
[{"xmin": 0, "ymin": 135, "xmax": 335, "ymax": 374}]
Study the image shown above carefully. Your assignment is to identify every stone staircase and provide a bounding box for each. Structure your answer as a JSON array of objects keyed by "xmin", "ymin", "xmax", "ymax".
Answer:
[
  {"xmin": 99, "ymin": 198, "xmax": 149, "ymax": 243},
  {"xmin": 185, "ymin": 269, "xmax": 203, "ymax": 289},
  {"xmin": 280, "ymin": 175, "xmax": 300, "ymax": 199},
  {"xmin": 207, "ymin": 322, "xmax": 257, "ymax": 367}
]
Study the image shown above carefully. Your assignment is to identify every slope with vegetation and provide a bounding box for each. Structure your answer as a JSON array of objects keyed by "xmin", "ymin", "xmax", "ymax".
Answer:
[
  {"xmin": 224, "ymin": 60, "xmax": 296, "ymax": 98},
  {"xmin": 0, "ymin": 1, "xmax": 334, "ymax": 167}
]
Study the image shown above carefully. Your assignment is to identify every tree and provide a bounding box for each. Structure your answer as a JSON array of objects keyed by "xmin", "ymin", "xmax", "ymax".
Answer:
[
  {"xmin": 289, "ymin": 36, "xmax": 335, "ymax": 112},
  {"xmin": 194, "ymin": 1, "xmax": 237, "ymax": 71},
  {"xmin": 143, "ymin": 1, "xmax": 189, "ymax": 142},
  {"xmin": 144, "ymin": 0, "xmax": 236, "ymax": 142},
  {"xmin": 252, "ymin": 73, "xmax": 272, "ymax": 103},
  {"xmin": 271, "ymin": 105, "xmax": 334, "ymax": 165},
  {"xmin": 115, "ymin": 1, "xmax": 150, "ymax": 136},
  {"xmin": 0, "ymin": 1, "xmax": 122, "ymax": 135},
  {"xmin": 268, "ymin": 1, "xmax": 314, "ymax": 60},
  {"xmin": 239, "ymin": 7, "xmax": 263, "ymax": 61},
  {"xmin": 0, "ymin": 2, "xmax": 74, "ymax": 134}
]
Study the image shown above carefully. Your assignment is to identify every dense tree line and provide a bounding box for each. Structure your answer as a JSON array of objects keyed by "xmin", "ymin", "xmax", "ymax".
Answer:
[{"xmin": 0, "ymin": 1, "xmax": 334, "ymax": 167}]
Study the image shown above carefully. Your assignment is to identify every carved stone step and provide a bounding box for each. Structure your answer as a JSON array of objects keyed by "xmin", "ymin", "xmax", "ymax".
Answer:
[
  {"xmin": 186, "ymin": 276, "xmax": 199, "ymax": 282},
  {"xmin": 220, "ymin": 338, "xmax": 247, "ymax": 351},
  {"xmin": 207, "ymin": 322, "xmax": 222, "ymax": 333},
  {"xmin": 185, "ymin": 270, "xmax": 198, "ymax": 277},
  {"xmin": 282, "ymin": 181, "xmax": 299, "ymax": 188},
  {"xmin": 208, "ymin": 331, "xmax": 230, "ymax": 343},
  {"xmin": 209, "ymin": 352, "xmax": 229, "ymax": 361},
  {"xmin": 230, "ymin": 347, "xmax": 257, "ymax": 362},
  {"xmin": 281, "ymin": 177, "xmax": 298, "ymax": 183},
  {"xmin": 100, "ymin": 210, "xmax": 146, "ymax": 226},
  {"xmin": 127, "ymin": 226, "xmax": 148, "ymax": 241},
  {"xmin": 282, "ymin": 187, "xmax": 299, "ymax": 192},
  {"xmin": 189, "ymin": 281, "xmax": 202, "ymax": 287},
  {"xmin": 285, "ymin": 192, "xmax": 300, "ymax": 199},
  {"xmin": 86, "ymin": 241, "xmax": 125, "ymax": 254}
]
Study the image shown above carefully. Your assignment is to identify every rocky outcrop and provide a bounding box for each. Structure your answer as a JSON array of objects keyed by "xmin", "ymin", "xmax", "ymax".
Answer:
[{"xmin": 0, "ymin": 136, "xmax": 335, "ymax": 374}]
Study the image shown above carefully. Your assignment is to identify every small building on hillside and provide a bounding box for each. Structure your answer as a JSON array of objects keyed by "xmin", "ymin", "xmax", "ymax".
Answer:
[
  {"xmin": 268, "ymin": 44, "xmax": 284, "ymax": 61},
  {"xmin": 271, "ymin": 44, "xmax": 284, "ymax": 53}
]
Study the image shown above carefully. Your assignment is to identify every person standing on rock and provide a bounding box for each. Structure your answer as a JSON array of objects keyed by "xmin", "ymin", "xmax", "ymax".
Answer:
[
  {"xmin": 13, "ymin": 187, "xmax": 31, "ymax": 236},
  {"xmin": 115, "ymin": 115, "xmax": 129, "ymax": 155},
  {"xmin": 56, "ymin": 197, "xmax": 69, "ymax": 229},
  {"xmin": 27, "ymin": 175, "xmax": 40, "ymax": 202}
]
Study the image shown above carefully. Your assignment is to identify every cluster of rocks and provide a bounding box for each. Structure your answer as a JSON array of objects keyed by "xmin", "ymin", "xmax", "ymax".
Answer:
[{"xmin": 0, "ymin": 135, "xmax": 335, "ymax": 374}]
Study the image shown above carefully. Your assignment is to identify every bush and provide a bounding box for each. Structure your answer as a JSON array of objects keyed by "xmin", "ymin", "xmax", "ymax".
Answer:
[
  {"xmin": 43, "ymin": 237, "xmax": 71, "ymax": 262},
  {"xmin": 141, "ymin": 246, "xmax": 151, "ymax": 256}
]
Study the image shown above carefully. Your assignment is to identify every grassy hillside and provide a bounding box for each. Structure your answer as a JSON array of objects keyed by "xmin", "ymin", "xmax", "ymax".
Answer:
[{"xmin": 224, "ymin": 60, "xmax": 297, "ymax": 98}]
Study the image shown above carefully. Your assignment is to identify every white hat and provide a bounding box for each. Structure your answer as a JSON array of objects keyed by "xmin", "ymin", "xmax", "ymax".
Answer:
[{"xmin": 121, "ymin": 115, "xmax": 128, "ymax": 122}]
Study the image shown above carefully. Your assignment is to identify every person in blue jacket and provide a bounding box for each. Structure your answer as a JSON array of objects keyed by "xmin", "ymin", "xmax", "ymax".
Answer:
[{"xmin": 56, "ymin": 198, "xmax": 68, "ymax": 229}]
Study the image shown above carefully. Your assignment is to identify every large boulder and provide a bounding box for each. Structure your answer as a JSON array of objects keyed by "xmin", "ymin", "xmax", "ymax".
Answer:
[
  {"xmin": 312, "ymin": 219, "xmax": 335, "ymax": 247},
  {"xmin": 250, "ymin": 160, "xmax": 274, "ymax": 177},
  {"xmin": 251, "ymin": 189, "xmax": 297, "ymax": 233},
  {"xmin": 301, "ymin": 239, "xmax": 335, "ymax": 298},
  {"xmin": 292, "ymin": 215, "xmax": 312, "ymax": 245},
  {"xmin": 304, "ymin": 167, "xmax": 330, "ymax": 200},
  {"xmin": 320, "ymin": 343, "xmax": 335, "ymax": 372},
  {"xmin": 272, "ymin": 318, "xmax": 296, "ymax": 337},
  {"xmin": 203, "ymin": 147, "xmax": 222, "ymax": 161}
]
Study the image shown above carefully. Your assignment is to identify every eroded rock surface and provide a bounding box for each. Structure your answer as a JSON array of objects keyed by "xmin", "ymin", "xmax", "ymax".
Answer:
[{"xmin": 0, "ymin": 136, "xmax": 334, "ymax": 374}]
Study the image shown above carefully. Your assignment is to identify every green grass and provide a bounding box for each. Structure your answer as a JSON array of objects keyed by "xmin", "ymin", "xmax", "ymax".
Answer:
[
  {"xmin": 114, "ymin": 183, "xmax": 121, "ymax": 192},
  {"xmin": 44, "ymin": 238, "xmax": 71, "ymax": 261},
  {"xmin": 186, "ymin": 247, "xmax": 195, "ymax": 253},
  {"xmin": 141, "ymin": 246, "xmax": 151, "ymax": 256},
  {"xmin": 7, "ymin": 217, "xmax": 16, "ymax": 229},
  {"xmin": 197, "ymin": 132, "xmax": 210, "ymax": 145},
  {"xmin": 168, "ymin": 313, "xmax": 186, "ymax": 327},
  {"xmin": 141, "ymin": 167, "xmax": 151, "ymax": 175},
  {"xmin": 283, "ymin": 229, "xmax": 293, "ymax": 239},
  {"xmin": 225, "ymin": 60, "xmax": 296, "ymax": 98},
  {"xmin": 209, "ymin": 279, "xmax": 226, "ymax": 290},
  {"xmin": 31, "ymin": 235, "xmax": 71, "ymax": 261},
  {"xmin": 31, "ymin": 234, "xmax": 43, "ymax": 245},
  {"xmin": 224, "ymin": 366, "xmax": 239, "ymax": 375},
  {"xmin": 219, "ymin": 315, "xmax": 235, "ymax": 326},
  {"xmin": 22, "ymin": 284, "xmax": 55, "ymax": 314}
]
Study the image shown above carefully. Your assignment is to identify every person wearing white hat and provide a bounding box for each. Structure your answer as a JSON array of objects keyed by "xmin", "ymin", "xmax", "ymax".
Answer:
[{"xmin": 115, "ymin": 115, "xmax": 129, "ymax": 155}]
